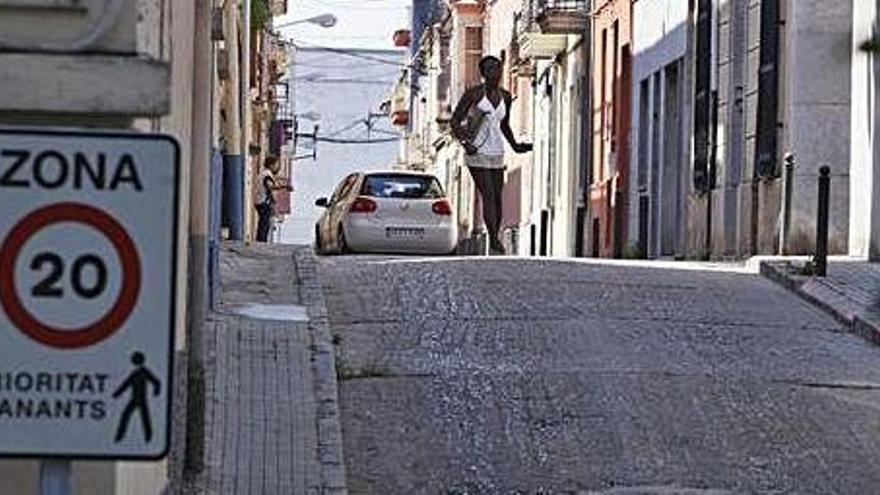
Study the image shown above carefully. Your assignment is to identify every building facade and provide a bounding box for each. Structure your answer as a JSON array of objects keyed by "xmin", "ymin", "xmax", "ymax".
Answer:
[
  {"xmin": 629, "ymin": 0, "xmax": 692, "ymax": 259},
  {"xmin": 696, "ymin": 0, "xmax": 852, "ymax": 259},
  {"xmin": 590, "ymin": 0, "xmax": 632, "ymax": 258},
  {"xmin": 851, "ymin": 0, "xmax": 880, "ymax": 260},
  {"xmin": 394, "ymin": 0, "xmax": 591, "ymax": 256},
  {"xmin": 517, "ymin": 0, "xmax": 590, "ymax": 257}
]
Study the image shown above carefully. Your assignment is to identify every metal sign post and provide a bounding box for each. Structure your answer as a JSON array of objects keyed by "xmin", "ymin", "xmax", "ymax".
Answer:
[{"xmin": 40, "ymin": 460, "xmax": 71, "ymax": 495}]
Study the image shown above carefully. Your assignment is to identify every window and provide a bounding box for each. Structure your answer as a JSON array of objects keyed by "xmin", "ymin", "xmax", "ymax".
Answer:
[
  {"xmin": 463, "ymin": 26, "xmax": 484, "ymax": 87},
  {"xmin": 438, "ymin": 33, "xmax": 451, "ymax": 102},
  {"xmin": 599, "ymin": 27, "xmax": 608, "ymax": 182},
  {"xmin": 600, "ymin": 27, "xmax": 608, "ymax": 142},
  {"xmin": 610, "ymin": 20, "xmax": 619, "ymax": 152},
  {"xmin": 361, "ymin": 174, "xmax": 445, "ymax": 199},
  {"xmin": 638, "ymin": 78, "xmax": 650, "ymax": 189}
]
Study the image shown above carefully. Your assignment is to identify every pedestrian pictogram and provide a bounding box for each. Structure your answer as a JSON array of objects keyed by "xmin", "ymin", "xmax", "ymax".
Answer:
[
  {"xmin": 113, "ymin": 352, "xmax": 160, "ymax": 444},
  {"xmin": 0, "ymin": 129, "xmax": 179, "ymax": 460}
]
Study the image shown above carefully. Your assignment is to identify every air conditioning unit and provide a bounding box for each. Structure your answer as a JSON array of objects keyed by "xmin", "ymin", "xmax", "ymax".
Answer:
[{"xmin": 518, "ymin": 32, "xmax": 567, "ymax": 59}]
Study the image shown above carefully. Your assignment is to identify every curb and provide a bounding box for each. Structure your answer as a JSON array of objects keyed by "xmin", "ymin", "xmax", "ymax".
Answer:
[
  {"xmin": 759, "ymin": 260, "xmax": 880, "ymax": 345},
  {"xmin": 294, "ymin": 247, "xmax": 348, "ymax": 495}
]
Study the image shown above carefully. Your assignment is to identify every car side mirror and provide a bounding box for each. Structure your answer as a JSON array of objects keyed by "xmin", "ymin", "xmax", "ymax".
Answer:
[{"xmin": 315, "ymin": 197, "xmax": 329, "ymax": 208}]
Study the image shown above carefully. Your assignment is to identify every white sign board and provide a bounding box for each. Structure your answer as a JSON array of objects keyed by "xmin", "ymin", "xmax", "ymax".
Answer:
[{"xmin": 0, "ymin": 129, "xmax": 179, "ymax": 459}]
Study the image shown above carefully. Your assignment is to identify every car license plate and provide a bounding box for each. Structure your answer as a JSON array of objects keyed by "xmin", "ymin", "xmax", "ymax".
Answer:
[{"xmin": 386, "ymin": 227, "xmax": 425, "ymax": 238}]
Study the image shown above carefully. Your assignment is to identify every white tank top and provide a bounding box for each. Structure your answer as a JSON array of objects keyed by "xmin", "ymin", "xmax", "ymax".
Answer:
[{"xmin": 473, "ymin": 94, "xmax": 507, "ymax": 157}]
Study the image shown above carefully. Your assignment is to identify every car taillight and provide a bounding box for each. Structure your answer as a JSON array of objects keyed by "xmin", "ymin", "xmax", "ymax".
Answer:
[
  {"xmin": 350, "ymin": 197, "xmax": 377, "ymax": 213},
  {"xmin": 432, "ymin": 200, "xmax": 452, "ymax": 216}
]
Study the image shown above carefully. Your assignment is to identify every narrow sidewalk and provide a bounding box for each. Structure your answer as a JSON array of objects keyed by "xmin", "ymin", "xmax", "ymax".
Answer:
[
  {"xmin": 185, "ymin": 243, "xmax": 346, "ymax": 494},
  {"xmin": 762, "ymin": 258, "xmax": 880, "ymax": 344}
]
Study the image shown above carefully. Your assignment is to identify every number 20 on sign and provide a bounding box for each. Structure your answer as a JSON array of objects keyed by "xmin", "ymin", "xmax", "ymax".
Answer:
[{"xmin": 0, "ymin": 129, "xmax": 179, "ymax": 459}]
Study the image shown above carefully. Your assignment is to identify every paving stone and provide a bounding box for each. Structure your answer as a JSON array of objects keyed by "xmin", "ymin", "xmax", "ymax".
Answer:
[
  {"xmin": 763, "ymin": 259, "xmax": 880, "ymax": 343},
  {"xmin": 179, "ymin": 244, "xmax": 333, "ymax": 495},
  {"xmin": 323, "ymin": 255, "xmax": 880, "ymax": 494}
]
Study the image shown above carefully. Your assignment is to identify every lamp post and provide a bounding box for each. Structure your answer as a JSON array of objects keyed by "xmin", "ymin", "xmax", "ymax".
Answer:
[
  {"xmin": 275, "ymin": 14, "xmax": 335, "ymax": 165},
  {"xmin": 274, "ymin": 13, "xmax": 337, "ymax": 30}
]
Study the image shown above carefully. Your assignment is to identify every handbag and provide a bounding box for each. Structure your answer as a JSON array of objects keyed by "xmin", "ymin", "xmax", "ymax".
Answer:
[{"xmin": 462, "ymin": 87, "xmax": 490, "ymax": 149}]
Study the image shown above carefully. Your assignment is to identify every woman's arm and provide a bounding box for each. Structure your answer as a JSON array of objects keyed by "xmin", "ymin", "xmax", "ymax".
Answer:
[
  {"xmin": 501, "ymin": 91, "xmax": 532, "ymax": 154},
  {"xmin": 451, "ymin": 87, "xmax": 479, "ymax": 154}
]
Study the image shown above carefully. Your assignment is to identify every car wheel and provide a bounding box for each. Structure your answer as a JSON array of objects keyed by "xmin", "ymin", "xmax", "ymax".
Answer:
[{"xmin": 337, "ymin": 225, "xmax": 351, "ymax": 255}]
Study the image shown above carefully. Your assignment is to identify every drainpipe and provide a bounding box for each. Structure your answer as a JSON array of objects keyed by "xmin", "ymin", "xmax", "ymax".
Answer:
[
  {"xmin": 241, "ymin": 0, "xmax": 252, "ymax": 240},
  {"xmin": 183, "ymin": 0, "xmax": 213, "ymax": 477},
  {"xmin": 582, "ymin": 1, "xmax": 594, "ymax": 256},
  {"xmin": 222, "ymin": 0, "xmax": 245, "ymax": 241}
]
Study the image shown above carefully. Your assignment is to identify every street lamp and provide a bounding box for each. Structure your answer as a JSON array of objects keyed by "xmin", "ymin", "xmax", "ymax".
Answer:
[{"xmin": 274, "ymin": 13, "xmax": 337, "ymax": 30}]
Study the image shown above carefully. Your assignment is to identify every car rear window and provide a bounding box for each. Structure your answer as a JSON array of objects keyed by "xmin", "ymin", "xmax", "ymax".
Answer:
[{"xmin": 361, "ymin": 174, "xmax": 445, "ymax": 199}]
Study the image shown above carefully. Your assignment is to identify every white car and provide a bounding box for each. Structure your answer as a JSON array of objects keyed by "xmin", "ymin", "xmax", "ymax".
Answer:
[{"xmin": 314, "ymin": 171, "xmax": 458, "ymax": 255}]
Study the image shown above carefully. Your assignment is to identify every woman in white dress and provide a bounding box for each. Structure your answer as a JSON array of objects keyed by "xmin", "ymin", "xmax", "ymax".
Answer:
[{"xmin": 451, "ymin": 55, "xmax": 532, "ymax": 254}]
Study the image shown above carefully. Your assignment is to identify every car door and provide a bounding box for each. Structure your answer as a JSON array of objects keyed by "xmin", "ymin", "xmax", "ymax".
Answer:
[
  {"xmin": 327, "ymin": 173, "xmax": 360, "ymax": 249},
  {"xmin": 320, "ymin": 175, "xmax": 352, "ymax": 247}
]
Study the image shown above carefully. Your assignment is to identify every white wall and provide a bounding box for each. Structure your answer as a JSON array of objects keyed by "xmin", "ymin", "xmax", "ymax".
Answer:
[
  {"xmin": 631, "ymin": 0, "xmax": 688, "ymax": 83},
  {"xmin": 550, "ymin": 37, "xmax": 586, "ymax": 257},
  {"xmin": 850, "ymin": 0, "xmax": 880, "ymax": 259},
  {"xmin": 629, "ymin": 0, "xmax": 689, "ymax": 254},
  {"xmin": 529, "ymin": 60, "xmax": 554, "ymax": 253},
  {"xmin": 784, "ymin": 0, "xmax": 853, "ymax": 254}
]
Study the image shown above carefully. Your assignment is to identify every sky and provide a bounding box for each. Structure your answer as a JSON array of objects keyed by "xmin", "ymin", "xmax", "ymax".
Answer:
[
  {"xmin": 275, "ymin": 0, "xmax": 412, "ymax": 50},
  {"xmin": 278, "ymin": 48, "xmax": 402, "ymax": 244},
  {"xmin": 275, "ymin": 0, "xmax": 410, "ymax": 244}
]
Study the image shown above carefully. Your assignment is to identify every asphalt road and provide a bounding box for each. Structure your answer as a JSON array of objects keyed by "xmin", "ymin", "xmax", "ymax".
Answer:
[{"xmin": 319, "ymin": 255, "xmax": 880, "ymax": 494}]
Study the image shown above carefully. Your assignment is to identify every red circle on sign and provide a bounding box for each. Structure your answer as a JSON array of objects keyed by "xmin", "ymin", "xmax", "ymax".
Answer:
[{"xmin": 0, "ymin": 203, "xmax": 141, "ymax": 349}]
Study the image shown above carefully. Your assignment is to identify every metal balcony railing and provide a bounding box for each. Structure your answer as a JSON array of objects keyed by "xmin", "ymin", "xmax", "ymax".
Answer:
[
  {"xmin": 539, "ymin": 0, "xmax": 589, "ymax": 10},
  {"xmin": 519, "ymin": 0, "xmax": 590, "ymax": 32},
  {"xmin": 519, "ymin": 0, "xmax": 590, "ymax": 35}
]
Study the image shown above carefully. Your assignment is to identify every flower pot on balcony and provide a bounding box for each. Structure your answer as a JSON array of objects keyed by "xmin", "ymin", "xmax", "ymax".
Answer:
[
  {"xmin": 393, "ymin": 29, "xmax": 411, "ymax": 47},
  {"xmin": 391, "ymin": 110, "xmax": 410, "ymax": 126}
]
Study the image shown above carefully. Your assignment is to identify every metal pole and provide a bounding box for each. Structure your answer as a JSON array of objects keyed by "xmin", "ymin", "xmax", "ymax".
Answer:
[
  {"xmin": 781, "ymin": 153, "xmax": 794, "ymax": 254},
  {"xmin": 313, "ymin": 124, "xmax": 319, "ymax": 160},
  {"xmin": 815, "ymin": 165, "xmax": 831, "ymax": 277},
  {"xmin": 183, "ymin": 0, "xmax": 212, "ymax": 479},
  {"xmin": 40, "ymin": 460, "xmax": 71, "ymax": 495}
]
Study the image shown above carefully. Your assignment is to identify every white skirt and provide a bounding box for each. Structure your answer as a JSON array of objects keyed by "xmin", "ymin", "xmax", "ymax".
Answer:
[{"xmin": 466, "ymin": 153, "xmax": 505, "ymax": 170}]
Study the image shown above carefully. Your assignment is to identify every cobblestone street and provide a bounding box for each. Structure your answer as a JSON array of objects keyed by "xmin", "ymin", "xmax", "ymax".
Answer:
[{"xmin": 321, "ymin": 255, "xmax": 880, "ymax": 494}]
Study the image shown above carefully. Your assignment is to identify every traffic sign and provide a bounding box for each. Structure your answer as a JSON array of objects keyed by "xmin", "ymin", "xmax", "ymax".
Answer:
[{"xmin": 0, "ymin": 129, "xmax": 179, "ymax": 460}]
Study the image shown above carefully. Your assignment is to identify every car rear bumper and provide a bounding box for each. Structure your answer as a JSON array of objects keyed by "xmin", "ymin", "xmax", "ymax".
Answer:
[{"xmin": 344, "ymin": 217, "xmax": 458, "ymax": 254}]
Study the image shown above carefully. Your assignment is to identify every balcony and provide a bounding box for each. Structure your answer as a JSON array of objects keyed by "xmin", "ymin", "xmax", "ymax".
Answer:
[
  {"xmin": 535, "ymin": 0, "xmax": 589, "ymax": 35},
  {"xmin": 516, "ymin": 0, "xmax": 584, "ymax": 59}
]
